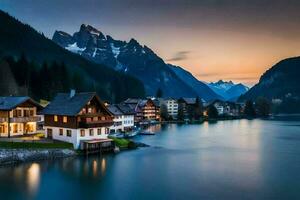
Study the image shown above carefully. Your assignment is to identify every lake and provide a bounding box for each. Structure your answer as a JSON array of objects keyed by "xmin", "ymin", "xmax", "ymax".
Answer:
[{"xmin": 1, "ymin": 117, "xmax": 300, "ymax": 200}]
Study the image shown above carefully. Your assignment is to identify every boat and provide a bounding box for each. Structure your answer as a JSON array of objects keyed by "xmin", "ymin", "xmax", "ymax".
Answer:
[
  {"xmin": 124, "ymin": 129, "xmax": 140, "ymax": 138},
  {"xmin": 139, "ymin": 131, "xmax": 155, "ymax": 135}
]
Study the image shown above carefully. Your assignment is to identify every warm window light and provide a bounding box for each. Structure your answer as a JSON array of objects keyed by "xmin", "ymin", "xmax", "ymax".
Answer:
[
  {"xmin": 54, "ymin": 115, "xmax": 58, "ymax": 122},
  {"xmin": 63, "ymin": 116, "xmax": 68, "ymax": 123}
]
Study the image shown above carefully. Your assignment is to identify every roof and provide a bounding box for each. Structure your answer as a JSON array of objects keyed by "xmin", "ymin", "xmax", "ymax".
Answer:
[
  {"xmin": 182, "ymin": 98, "xmax": 196, "ymax": 104},
  {"xmin": 124, "ymin": 98, "xmax": 142, "ymax": 104},
  {"xmin": 42, "ymin": 92, "xmax": 111, "ymax": 116},
  {"xmin": 107, "ymin": 105, "xmax": 123, "ymax": 116},
  {"xmin": 0, "ymin": 96, "xmax": 41, "ymax": 110},
  {"xmin": 117, "ymin": 103, "xmax": 136, "ymax": 115}
]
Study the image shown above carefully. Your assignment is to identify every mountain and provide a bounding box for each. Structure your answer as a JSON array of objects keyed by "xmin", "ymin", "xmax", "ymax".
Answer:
[
  {"xmin": 208, "ymin": 80, "xmax": 249, "ymax": 101},
  {"xmin": 168, "ymin": 65, "xmax": 222, "ymax": 101},
  {"xmin": 239, "ymin": 56, "xmax": 300, "ymax": 102},
  {"xmin": 52, "ymin": 24, "xmax": 218, "ymax": 99},
  {"xmin": 0, "ymin": 11, "xmax": 145, "ymax": 102}
]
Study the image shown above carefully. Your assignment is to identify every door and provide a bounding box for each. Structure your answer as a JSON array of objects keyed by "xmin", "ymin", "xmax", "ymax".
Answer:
[{"xmin": 47, "ymin": 128, "xmax": 53, "ymax": 139}]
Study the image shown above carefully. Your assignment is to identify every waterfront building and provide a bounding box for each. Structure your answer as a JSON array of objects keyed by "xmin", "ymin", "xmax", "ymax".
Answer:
[
  {"xmin": 42, "ymin": 91, "xmax": 114, "ymax": 149},
  {"xmin": 206, "ymin": 100, "xmax": 241, "ymax": 116},
  {"xmin": 107, "ymin": 104, "xmax": 135, "ymax": 133},
  {"xmin": 160, "ymin": 98, "xmax": 178, "ymax": 119},
  {"xmin": 0, "ymin": 96, "xmax": 42, "ymax": 137}
]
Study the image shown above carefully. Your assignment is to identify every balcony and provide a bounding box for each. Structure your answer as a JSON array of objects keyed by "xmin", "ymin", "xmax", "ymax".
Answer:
[
  {"xmin": 10, "ymin": 116, "xmax": 41, "ymax": 123},
  {"xmin": 78, "ymin": 115, "xmax": 113, "ymax": 128},
  {"xmin": 0, "ymin": 118, "xmax": 7, "ymax": 123}
]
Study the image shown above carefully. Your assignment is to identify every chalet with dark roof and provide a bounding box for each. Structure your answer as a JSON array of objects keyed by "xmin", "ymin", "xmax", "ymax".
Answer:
[{"xmin": 42, "ymin": 91, "xmax": 113, "ymax": 149}]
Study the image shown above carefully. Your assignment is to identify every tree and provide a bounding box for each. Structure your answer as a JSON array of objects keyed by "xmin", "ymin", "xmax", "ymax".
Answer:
[
  {"xmin": 160, "ymin": 103, "xmax": 169, "ymax": 121},
  {"xmin": 244, "ymin": 100, "xmax": 256, "ymax": 117},
  {"xmin": 255, "ymin": 97, "xmax": 271, "ymax": 117},
  {"xmin": 194, "ymin": 97, "xmax": 203, "ymax": 120},
  {"xmin": 156, "ymin": 88, "xmax": 163, "ymax": 98},
  {"xmin": 177, "ymin": 103, "xmax": 185, "ymax": 121},
  {"xmin": 207, "ymin": 105, "xmax": 218, "ymax": 119}
]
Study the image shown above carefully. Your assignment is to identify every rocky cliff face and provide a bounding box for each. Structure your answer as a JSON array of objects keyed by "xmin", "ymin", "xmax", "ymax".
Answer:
[{"xmin": 53, "ymin": 24, "xmax": 218, "ymax": 99}]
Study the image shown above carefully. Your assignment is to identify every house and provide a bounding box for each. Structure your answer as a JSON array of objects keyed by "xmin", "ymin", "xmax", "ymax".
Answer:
[
  {"xmin": 159, "ymin": 98, "xmax": 178, "ymax": 119},
  {"xmin": 206, "ymin": 100, "xmax": 241, "ymax": 116},
  {"xmin": 138, "ymin": 99, "xmax": 160, "ymax": 121},
  {"xmin": 123, "ymin": 98, "xmax": 160, "ymax": 123},
  {"xmin": 117, "ymin": 103, "xmax": 135, "ymax": 131},
  {"xmin": 0, "ymin": 96, "xmax": 42, "ymax": 137},
  {"xmin": 107, "ymin": 104, "xmax": 135, "ymax": 133},
  {"xmin": 123, "ymin": 98, "xmax": 143, "ymax": 123},
  {"xmin": 42, "ymin": 91, "xmax": 114, "ymax": 149}
]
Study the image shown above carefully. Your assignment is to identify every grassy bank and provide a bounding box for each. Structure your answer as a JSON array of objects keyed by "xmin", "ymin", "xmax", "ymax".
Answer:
[
  {"xmin": 0, "ymin": 141, "xmax": 73, "ymax": 149},
  {"xmin": 108, "ymin": 137, "xmax": 137, "ymax": 149}
]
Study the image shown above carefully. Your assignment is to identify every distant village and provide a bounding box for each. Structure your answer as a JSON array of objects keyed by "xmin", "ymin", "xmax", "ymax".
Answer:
[{"xmin": 0, "ymin": 90, "xmax": 248, "ymax": 152}]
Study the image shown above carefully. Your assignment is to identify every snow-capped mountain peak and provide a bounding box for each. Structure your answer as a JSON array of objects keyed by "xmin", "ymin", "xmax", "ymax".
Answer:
[{"xmin": 208, "ymin": 80, "xmax": 249, "ymax": 101}]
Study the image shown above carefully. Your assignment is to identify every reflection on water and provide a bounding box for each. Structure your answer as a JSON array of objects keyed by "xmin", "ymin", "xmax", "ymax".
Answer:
[
  {"xmin": 27, "ymin": 163, "xmax": 40, "ymax": 196},
  {"xmin": 1, "ymin": 118, "xmax": 300, "ymax": 200}
]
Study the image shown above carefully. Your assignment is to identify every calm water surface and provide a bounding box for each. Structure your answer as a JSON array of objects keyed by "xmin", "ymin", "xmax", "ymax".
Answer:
[{"xmin": 1, "ymin": 117, "xmax": 300, "ymax": 200}]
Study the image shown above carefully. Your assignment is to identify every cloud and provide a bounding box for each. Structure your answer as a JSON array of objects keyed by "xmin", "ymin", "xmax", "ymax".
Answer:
[{"xmin": 167, "ymin": 51, "xmax": 190, "ymax": 62}]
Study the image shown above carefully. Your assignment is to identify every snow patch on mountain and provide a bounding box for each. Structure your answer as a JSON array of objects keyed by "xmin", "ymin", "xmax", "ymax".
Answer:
[
  {"xmin": 65, "ymin": 42, "xmax": 86, "ymax": 54},
  {"xmin": 110, "ymin": 43, "xmax": 120, "ymax": 58}
]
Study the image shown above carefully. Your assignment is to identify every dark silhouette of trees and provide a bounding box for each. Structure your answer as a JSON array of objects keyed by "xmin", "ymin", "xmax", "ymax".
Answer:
[
  {"xmin": 244, "ymin": 100, "xmax": 256, "ymax": 117},
  {"xmin": 194, "ymin": 97, "xmax": 203, "ymax": 120},
  {"xmin": 255, "ymin": 97, "xmax": 271, "ymax": 117},
  {"xmin": 177, "ymin": 103, "xmax": 185, "ymax": 121},
  {"xmin": 160, "ymin": 104, "xmax": 169, "ymax": 121},
  {"xmin": 156, "ymin": 88, "xmax": 163, "ymax": 98},
  {"xmin": 207, "ymin": 105, "xmax": 218, "ymax": 119}
]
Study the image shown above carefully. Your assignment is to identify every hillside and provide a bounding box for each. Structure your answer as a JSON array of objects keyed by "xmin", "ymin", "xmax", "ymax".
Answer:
[
  {"xmin": 239, "ymin": 56, "xmax": 300, "ymax": 113},
  {"xmin": 168, "ymin": 65, "xmax": 221, "ymax": 101},
  {"xmin": 0, "ymin": 10, "xmax": 145, "ymax": 102}
]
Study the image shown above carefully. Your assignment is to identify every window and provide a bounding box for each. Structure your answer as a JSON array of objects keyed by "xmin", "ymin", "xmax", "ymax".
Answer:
[
  {"xmin": 89, "ymin": 129, "xmax": 94, "ymax": 136},
  {"xmin": 88, "ymin": 108, "xmax": 92, "ymax": 113},
  {"xmin": 97, "ymin": 128, "xmax": 101, "ymax": 135},
  {"xmin": 59, "ymin": 129, "xmax": 63, "ymax": 136},
  {"xmin": 54, "ymin": 115, "xmax": 58, "ymax": 122},
  {"xmin": 30, "ymin": 109, "xmax": 34, "ymax": 116},
  {"xmin": 17, "ymin": 110, "xmax": 22, "ymax": 117},
  {"xmin": 63, "ymin": 116, "xmax": 68, "ymax": 123},
  {"xmin": 66, "ymin": 130, "xmax": 72, "ymax": 137},
  {"xmin": 80, "ymin": 129, "xmax": 85, "ymax": 137}
]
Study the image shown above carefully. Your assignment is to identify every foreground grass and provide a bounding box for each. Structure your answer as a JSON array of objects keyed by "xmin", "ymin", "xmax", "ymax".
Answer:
[
  {"xmin": 0, "ymin": 141, "xmax": 73, "ymax": 149},
  {"xmin": 108, "ymin": 137, "xmax": 136, "ymax": 149}
]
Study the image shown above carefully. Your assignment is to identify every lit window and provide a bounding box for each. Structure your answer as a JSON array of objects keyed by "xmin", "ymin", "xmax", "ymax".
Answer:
[
  {"xmin": 89, "ymin": 129, "xmax": 94, "ymax": 136},
  {"xmin": 66, "ymin": 130, "xmax": 72, "ymax": 137},
  {"xmin": 54, "ymin": 115, "xmax": 58, "ymax": 122},
  {"xmin": 59, "ymin": 129, "xmax": 63, "ymax": 136},
  {"xmin": 63, "ymin": 116, "xmax": 68, "ymax": 123},
  {"xmin": 80, "ymin": 129, "xmax": 85, "ymax": 137}
]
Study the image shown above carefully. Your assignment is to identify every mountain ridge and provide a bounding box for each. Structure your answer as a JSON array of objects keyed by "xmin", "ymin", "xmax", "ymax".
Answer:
[{"xmin": 52, "ymin": 24, "xmax": 220, "ymax": 100}]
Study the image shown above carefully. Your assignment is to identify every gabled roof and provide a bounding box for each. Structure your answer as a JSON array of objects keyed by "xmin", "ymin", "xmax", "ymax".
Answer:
[
  {"xmin": 124, "ymin": 98, "xmax": 142, "ymax": 104},
  {"xmin": 107, "ymin": 105, "xmax": 123, "ymax": 116},
  {"xmin": 117, "ymin": 103, "xmax": 136, "ymax": 115},
  {"xmin": 42, "ymin": 92, "xmax": 111, "ymax": 116},
  {"xmin": 0, "ymin": 96, "xmax": 42, "ymax": 110},
  {"xmin": 181, "ymin": 98, "xmax": 196, "ymax": 104}
]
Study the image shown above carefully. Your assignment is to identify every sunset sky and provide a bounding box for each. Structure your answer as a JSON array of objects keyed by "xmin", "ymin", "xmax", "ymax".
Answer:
[{"xmin": 2, "ymin": 0, "xmax": 300, "ymax": 86}]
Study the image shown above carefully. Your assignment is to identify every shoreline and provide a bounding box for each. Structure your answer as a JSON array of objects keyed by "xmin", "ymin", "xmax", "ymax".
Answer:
[{"xmin": 0, "ymin": 148, "xmax": 77, "ymax": 167}]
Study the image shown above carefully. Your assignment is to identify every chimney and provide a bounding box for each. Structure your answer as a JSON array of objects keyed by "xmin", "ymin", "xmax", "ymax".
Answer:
[{"xmin": 70, "ymin": 89, "xmax": 76, "ymax": 98}]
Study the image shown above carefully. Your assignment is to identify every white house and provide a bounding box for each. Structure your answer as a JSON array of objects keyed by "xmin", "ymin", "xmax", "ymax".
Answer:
[
  {"xmin": 107, "ymin": 104, "xmax": 135, "ymax": 133},
  {"xmin": 42, "ymin": 92, "xmax": 114, "ymax": 149}
]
